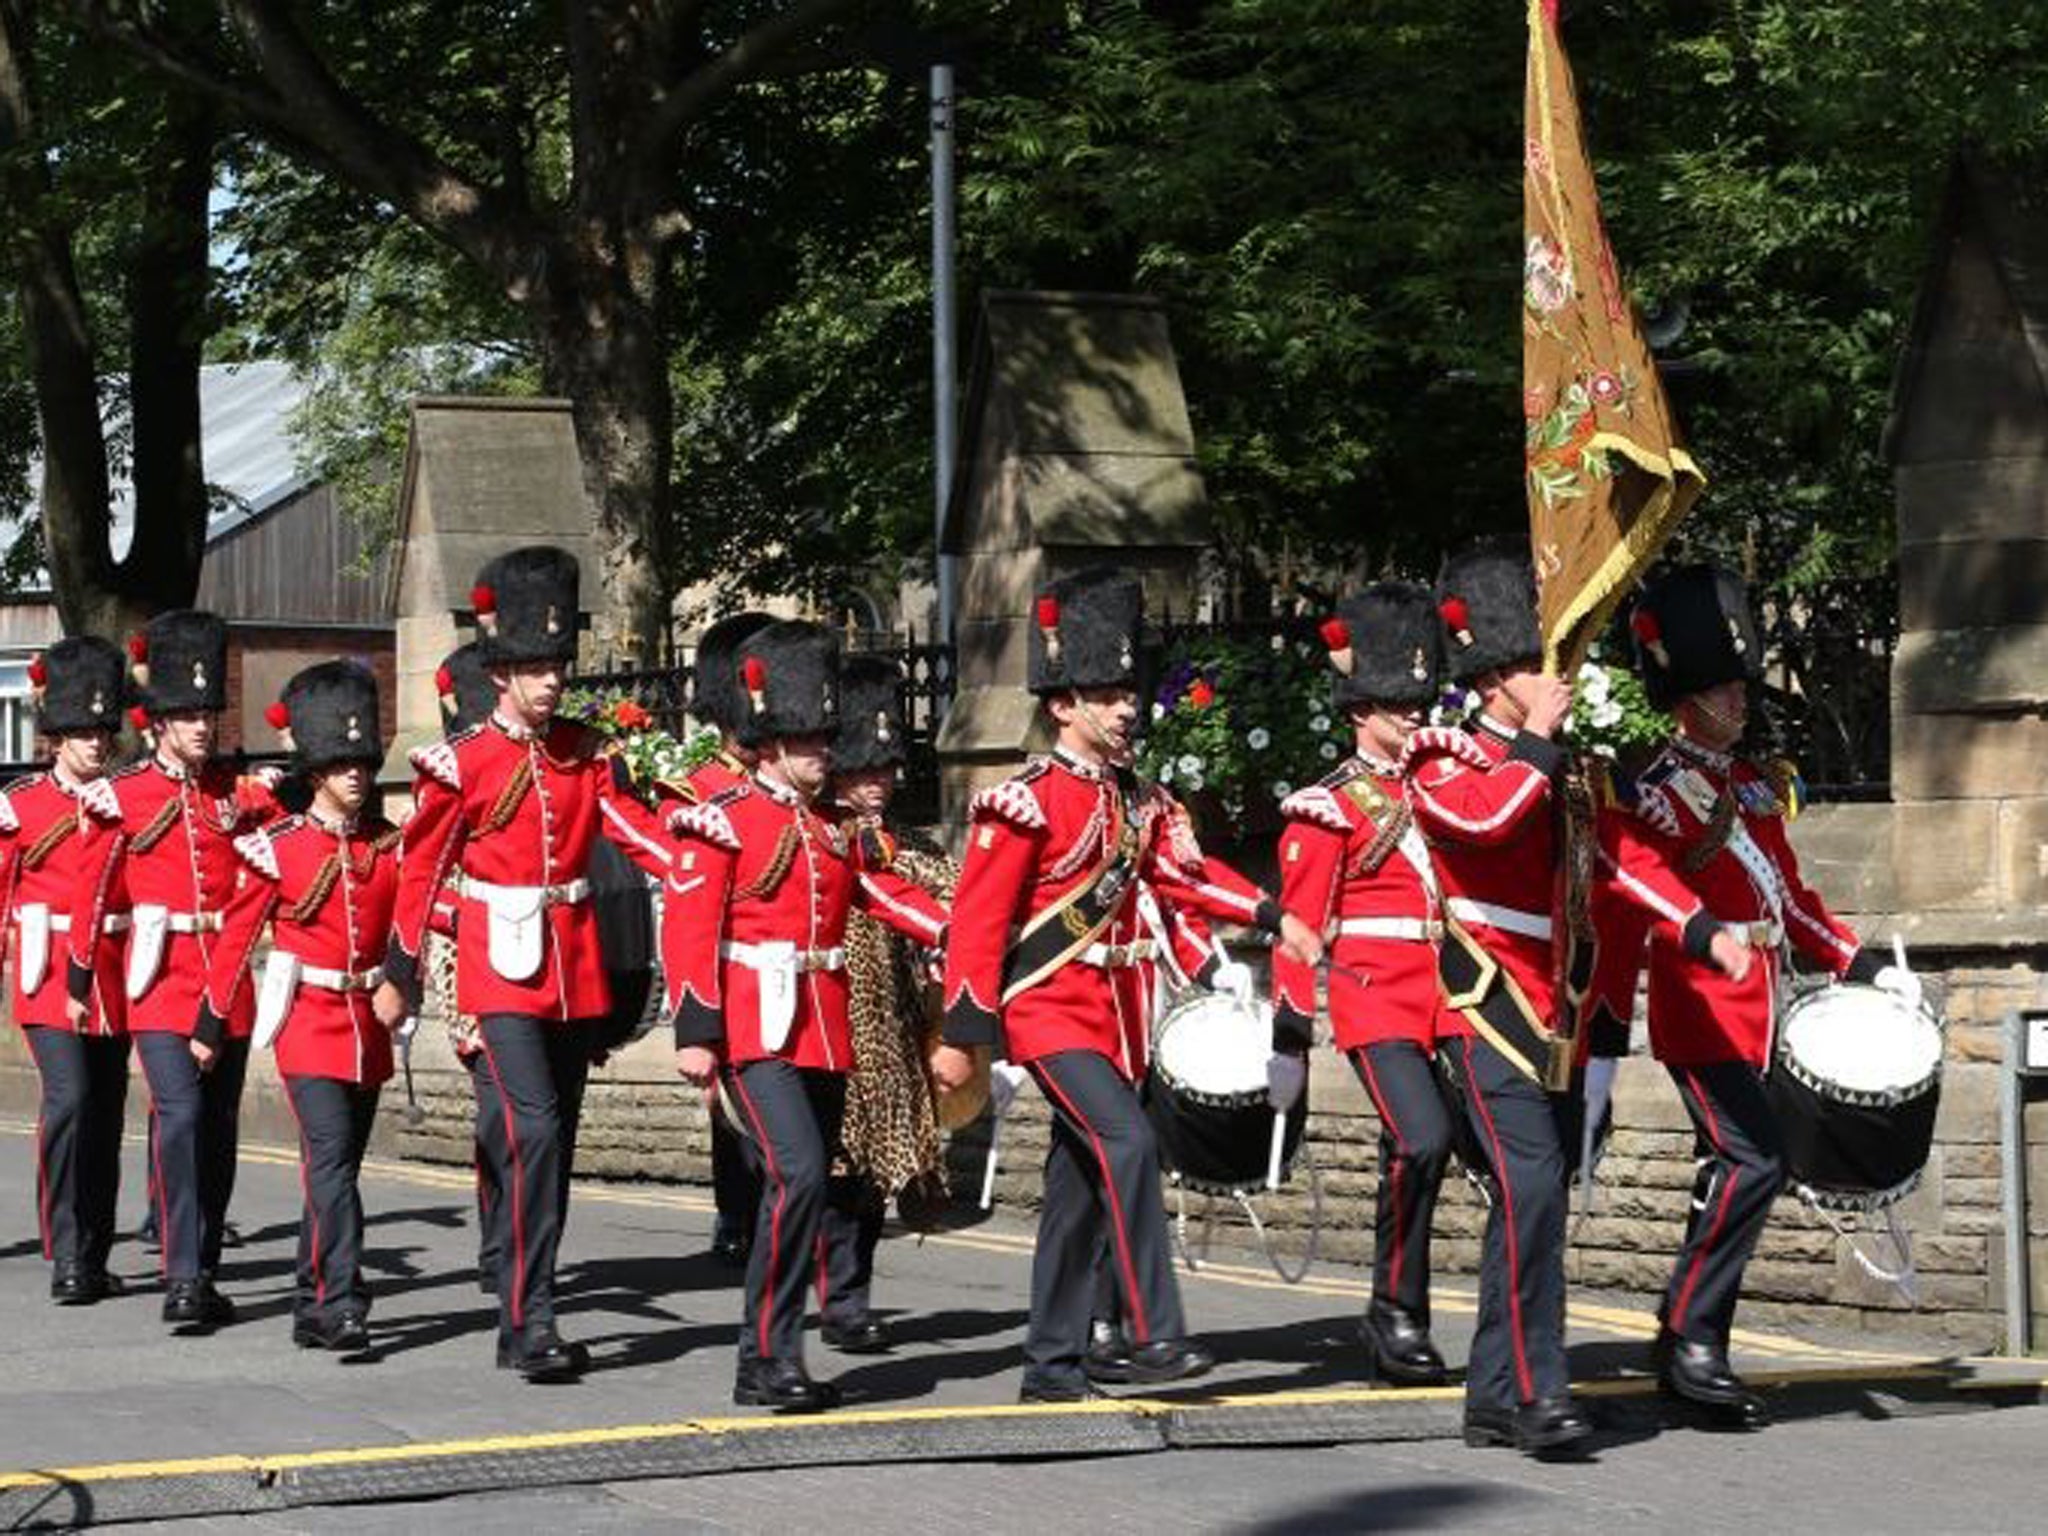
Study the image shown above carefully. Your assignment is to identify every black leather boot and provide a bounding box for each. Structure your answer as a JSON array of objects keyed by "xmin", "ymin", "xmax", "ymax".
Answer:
[
  {"xmin": 1361, "ymin": 1302, "xmax": 1448, "ymax": 1386},
  {"xmin": 1660, "ymin": 1336, "xmax": 1769, "ymax": 1428}
]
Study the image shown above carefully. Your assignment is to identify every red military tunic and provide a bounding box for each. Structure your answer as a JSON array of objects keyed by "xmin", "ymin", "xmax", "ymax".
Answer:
[
  {"xmin": 0, "ymin": 771, "xmax": 129, "ymax": 1034},
  {"xmin": 387, "ymin": 715, "xmax": 678, "ymax": 1023},
  {"xmin": 1272, "ymin": 753, "xmax": 1444, "ymax": 1052},
  {"xmin": 1404, "ymin": 717, "xmax": 1706, "ymax": 1055},
  {"xmin": 668, "ymin": 773, "xmax": 947, "ymax": 1070},
  {"xmin": 1598, "ymin": 738, "xmax": 1861, "ymax": 1068},
  {"xmin": 653, "ymin": 748, "xmax": 749, "ymax": 1017},
  {"xmin": 942, "ymin": 749, "xmax": 1282, "ymax": 1075},
  {"xmin": 203, "ymin": 812, "xmax": 402, "ymax": 1084},
  {"xmin": 66, "ymin": 758, "xmax": 282, "ymax": 1036}
]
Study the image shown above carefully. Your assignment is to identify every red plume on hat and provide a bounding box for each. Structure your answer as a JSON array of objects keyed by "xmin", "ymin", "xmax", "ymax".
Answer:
[
  {"xmin": 742, "ymin": 654, "xmax": 768, "ymax": 715},
  {"xmin": 471, "ymin": 583, "xmax": 498, "ymax": 635},
  {"xmin": 264, "ymin": 700, "xmax": 291, "ymax": 731},
  {"xmin": 1035, "ymin": 594, "xmax": 1062, "ymax": 666},
  {"xmin": 1318, "ymin": 616, "xmax": 1354, "ymax": 677},
  {"xmin": 434, "ymin": 664, "xmax": 454, "ymax": 698},
  {"xmin": 126, "ymin": 632, "xmax": 150, "ymax": 688},
  {"xmin": 127, "ymin": 704, "xmax": 150, "ymax": 732},
  {"xmin": 1439, "ymin": 595, "xmax": 1474, "ymax": 648},
  {"xmin": 26, "ymin": 655, "xmax": 46, "ymax": 694},
  {"xmin": 1630, "ymin": 606, "xmax": 1669, "ymax": 667}
]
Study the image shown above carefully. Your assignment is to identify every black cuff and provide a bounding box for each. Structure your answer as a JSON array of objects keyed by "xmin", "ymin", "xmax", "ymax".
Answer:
[
  {"xmin": 1586, "ymin": 1004, "xmax": 1631, "ymax": 1059},
  {"xmin": 672, "ymin": 994, "xmax": 725, "ymax": 1049},
  {"xmin": 192, "ymin": 1003, "xmax": 228, "ymax": 1052},
  {"xmin": 1273, "ymin": 1004, "xmax": 1316, "ymax": 1054},
  {"xmin": 943, "ymin": 995, "xmax": 1000, "ymax": 1049},
  {"xmin": 66, "ymin": 958, "xmax": 94, "ymax": 1006},
  {"xmin": 1681, "ymin": 911, "xmax": 1720, "ymax": 963},
  {"xmin": 382, "ymin": 940, "xmax": 423, "ymax": 1013},
  {"xmin": 1253, "ymin": 897, "xmax": 1285, "ymax": 936},
  {"xmin": 1844, "ymin": 948, "xmax": 1884, "ymax": 985},
  {"xmin": 1508, "ymin": 730, "xmax": 1565, "ymax": 778}
]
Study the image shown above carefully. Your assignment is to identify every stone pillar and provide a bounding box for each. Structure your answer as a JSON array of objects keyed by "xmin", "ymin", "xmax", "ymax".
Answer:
[
  {"xmin": 384, "ymin": 397, "xmax": 602, "ymax": 783},
  {"xmin": 935, "ymin": 291, "xmax": 1212, "ymax": 828}
]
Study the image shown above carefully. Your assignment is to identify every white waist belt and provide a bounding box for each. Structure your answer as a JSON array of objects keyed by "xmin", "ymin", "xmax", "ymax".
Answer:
[
  {"xmin": 1335, "ymin": 916, "xmax": 1444, "ymax": 943},
  {"xmin": 1080, "ymin": 939, "xmax": 1159, "ymax": 968},
  {"xmin": 12, "ymin": 911, "xmax": 132, "ymax": 935},
  {"xmin": 297, "ymin": 962, "xmax": 386, "ymax": 993},
  {"xmin": 456, "ymin": 875, "xmax": 591, "ymax": 906},
  {"xmin": 1728, "ymin": 919, "xmax": 1785, "ymax": 948},
  {"xmin": 1445, "ymin": 897, "xmax": 1553, "ymax": 941},
  {"xmin": 165, "ymin": 911, "xmax": 225, "ymax": 935},
  {"xmin": 721, "ymin": 941, "xmax": 846, "ymax": 974}
]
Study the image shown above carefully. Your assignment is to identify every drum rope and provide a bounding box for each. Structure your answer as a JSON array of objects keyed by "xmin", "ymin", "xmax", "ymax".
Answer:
[
  {"xmin": 1168, "ymin": 1149, "xmax": 1323, "ymax": 1286},
  {"xmin": 1802, "ymin": 1193, "xmax": 1922, "ymax": 1305}
]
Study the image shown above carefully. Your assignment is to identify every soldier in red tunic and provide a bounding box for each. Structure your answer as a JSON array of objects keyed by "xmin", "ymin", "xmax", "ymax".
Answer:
[
  {"xmin": 1596, "ymin": 563, "xmax": 1915, "ymax": 1427},
  {"xmin": 375, "ymin": 546, "xmax": 681, "ymax": 1380},
  {"xmin": 203, "ymin": 662, "xmax": 396, "ymax": 1355},
  {"xmin": 931, "ymin": 568, "xmax": 1322, "ymax": 1404},
  {"xmin": 66, "ymin": 610, "xmax": 282, "ymax": 1333},
  {"xmin": 1269, "ymin": 581, "xmax": 1456, "ymax": 1386},
  {"xmin": 1403, "ymin": 546, "xmax": 1750, "ymax": 1456},
  {"xmin": 669, "ymin": 622, "xmax": 948, "ymax": 1412},
  {"xmin": 0, "ymin": 637, "xmax": 132, "ymax": 1306},
  {"xmin": 656, "ymin": 610, "xmax": 772, "ymax": 1267}
]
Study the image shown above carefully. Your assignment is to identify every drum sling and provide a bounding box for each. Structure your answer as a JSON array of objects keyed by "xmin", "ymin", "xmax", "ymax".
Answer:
[
  {"xmin": 1439, "ymin": 916, "xmax": 1567, "ymax": 1089},
  {"xmin": 1000, "ymin": 794, "xmax": 1142, "ymax": 1003}
]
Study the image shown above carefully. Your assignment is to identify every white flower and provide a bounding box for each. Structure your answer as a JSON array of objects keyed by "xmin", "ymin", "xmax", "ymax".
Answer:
[
  {"xmin": 1185, "ymin": 772, "xmax": 1205, "ymax": 792},
  {"xmin": 1270, "ymin": 634, "xmax": 1286, "ymax": 652},
  {"xmin": 1272, "ymin": 781, "xmax": 1292, "ymax": 798},
  {"xmin": 1577, "ymin": 663, "xmax": 1611, "ymax": 705},
  {"xmin": 1592, "ymin": 742, "xmax": 1617, "ymax": 760},
  {"xmin": 1177, "ymin": 753, "xmax": 1203, "ymax": 776},
  {"xmin": 1319, "ymin": 741, "xmax": 1340, "ymax": 760},
  {"xmin": 1152, "ymin": 702, "xmax": 1166, "ymax": 721},
  {"xmin": 1309, "ymin": 714, "xmax": 1331, "ymax": 734},
  {"xmin": 1158, "ymin": 761, "xmax": 1175, "ymax": 784},
  {"xmin": 1246, "ymin": 727, "xmax": 1271, "ymax": 751},
  {"xmin": 1591, "ymin": 700, "xmax": 1624, "ymax": 729}
]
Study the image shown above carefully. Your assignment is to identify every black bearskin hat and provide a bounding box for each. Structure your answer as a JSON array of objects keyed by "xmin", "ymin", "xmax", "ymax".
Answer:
[
  {"xmin": 833, "ymin": 654, "xmax": 908, "ymax": 774},
  {"xmin": 690, "ymin": 611, "xmax": 773, "ymax": 736},
  {"xmin": 1436, "ymin": 543, "xmax": 1543, "ymax": 684},
  {"xmin": 1629, "ymin": 562, "xmax": 1762, "ymax": 711},
  {"xmin": 273, "ymin": 660, "xmax": 385, "ymax": 769},
  {"xmin": 434, "ymin": 642, "xmax": 497, "ymax": 736},
  {"xmin": 733, "ymin": 621, "xmax": 840, "ymax": 748},
  {"xmin": 131, "ymin": 609, "xmax": 228, "ymax": 714},
  {"xmin": 471, "ymin": 545, "xmax": 580, "ymax": 665},
  {"xmin": 1028, "ymin": 566, "xmax": 1144, "ymax": 696},
  {"xmin": 32, "ymin": 636, "xmax": 126, "ymax": 736},
  {"xmin": 1319, "ymin": 582, "xmax": 1442, "ymax": 710}
]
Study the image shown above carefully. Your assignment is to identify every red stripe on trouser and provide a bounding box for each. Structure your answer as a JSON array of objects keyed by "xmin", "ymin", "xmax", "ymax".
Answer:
[
  {"xmin": 1669, "ymin": 1068, "xmax": 1739, "ymax": 1337},
  {"xmin": 728, "ymin": 1071, "xmax": 787, "ymax": 1362},
  {"xmin": 814, "ymin": 1234, "xmax": 829, "ymax": 1312},
  {"xmin": 151, "ymin": 1104, "xmax": 172, "ymax": 1280},
  {"xmin": 1035, "ymin": 1062, "xmax": 1150, "ymax": 1345},
  {"xmin": 1357, "ymin": 1050, "xmax": 1409, "ymax": 1299},
  {"xmin": 285, "ymin": 1087, "xmax": 326, "ymax": 1308},
  {"xmin": 479, "ymin": 1042, "xmax": 529, "ymax": 1331},
  {"xmin": 1459, "ymin": 1041, "xmax": 1534, "ymax": 1403}
]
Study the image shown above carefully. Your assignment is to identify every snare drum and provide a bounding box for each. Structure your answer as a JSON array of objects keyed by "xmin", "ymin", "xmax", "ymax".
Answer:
[
  {"xmin": 1143, "ymin": 992, "xmax": 1306, "ymax": 1197},
  {"xmin": 1767, "ymin": 983, "xmax": 1943, "ymax": 1212}
]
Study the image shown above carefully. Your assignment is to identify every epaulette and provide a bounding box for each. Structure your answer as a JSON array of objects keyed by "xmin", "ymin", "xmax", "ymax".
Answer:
[
  {"xmin": 653, "ymin": 775, "xmax": 700, "ymax": 805},
  {"xmin": 110, "ymin": 760, "xmax": 152, "ymax": 781},
  {"xmin": 1315, "ymin": 758, "xmax": 1365, "ymax": 790},
  {"xmin": 232, "ymin": 826, "xmax": 283, "ymax": 880},
  {"xmin": 411, "ymin": 737, "xmax": 464, "ymax": 790},
  {"xmin": 673, "ymin": 795, "xmax": 742, "ymax": 851},
  {"xmin": 1280, "ymin": 784, "xmax": 1353, "ymax": 834},
  {"xmin": 1400, "ymin": 725, "xmax": 1491, "ymax": 773},
  {"xmin": 75, "ymin": 776, "xmax": 122, "ymax": 822},
  {"xmin": 1636, "ymin": 753, "xmax": 1679, "ymax": 791},
  {"xmin": 970, "ymin": 775, "xmax": 1048, "ymax": 832}
]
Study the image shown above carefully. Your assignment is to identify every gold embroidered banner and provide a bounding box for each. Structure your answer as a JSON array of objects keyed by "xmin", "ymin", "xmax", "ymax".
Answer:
[{"xmin": 1524, "ymin": 0, "xmax": 1704, "ymax": 675}]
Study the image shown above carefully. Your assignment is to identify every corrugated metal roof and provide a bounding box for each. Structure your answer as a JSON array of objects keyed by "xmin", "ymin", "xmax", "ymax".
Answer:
[{"xmin": 3, "ymin": 360, "xmax": 312, "ymax": 586}]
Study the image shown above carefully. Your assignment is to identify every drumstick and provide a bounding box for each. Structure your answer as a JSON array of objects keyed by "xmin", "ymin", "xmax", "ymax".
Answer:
[
  {"xmin": 979, "ymin": 1119, "xmax": 1001, "ymax": 1211},
  {"xmin": 1265, "ymin": 1110, "xmax": 1286, "ymax": 1191},
  {"xmin": 1893, "ymin": 932, "xmax": 1909, "ymax": 974}
]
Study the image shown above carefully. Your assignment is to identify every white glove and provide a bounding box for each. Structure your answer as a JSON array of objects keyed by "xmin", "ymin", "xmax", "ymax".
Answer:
[
  {"xmin": 990, "ymin": 1059, "xmax": 1030, "ymax": 1119},
  {"xmin": 1873, "ymin": 964, "xmax": 1924, "ymax": 1012},
  {"xmin": 1209, "ymin": 960, "xmax": 1254, "ymax": 1006},
  {"xmin": 1265, "ymin": 1051, "xmax": 1307, "ymax": 1113}
]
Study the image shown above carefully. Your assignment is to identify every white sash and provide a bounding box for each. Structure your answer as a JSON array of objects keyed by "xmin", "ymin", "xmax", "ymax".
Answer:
[{"xmin": 126, "ymin": 905, "xmax": 169, "ymax": 1000}]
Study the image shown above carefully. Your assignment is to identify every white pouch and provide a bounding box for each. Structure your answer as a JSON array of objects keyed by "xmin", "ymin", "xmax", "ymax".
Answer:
[
  {"xmin": 482, "ymin": 885, "xmax": 546, "ymax": 983},
  {"xmin": 15, "ymin": 903, "xmax": 50, "ymax": 995},
  {"xmin": 127, "ymin": 905, "xmax": 169, "ymax": 1000},
  {"xmin": 752, "ymin": 940, "xmax": 799, "ymax": 1052},
  {"xmin": 253, "ymin": 948, "xmax": 301, "ymax": 1050}
]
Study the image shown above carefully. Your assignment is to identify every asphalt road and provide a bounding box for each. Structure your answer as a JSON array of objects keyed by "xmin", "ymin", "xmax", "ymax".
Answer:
[{"xmin": 0, "ymin": 1116, "xmax": 2025, "ymax": 1533}]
